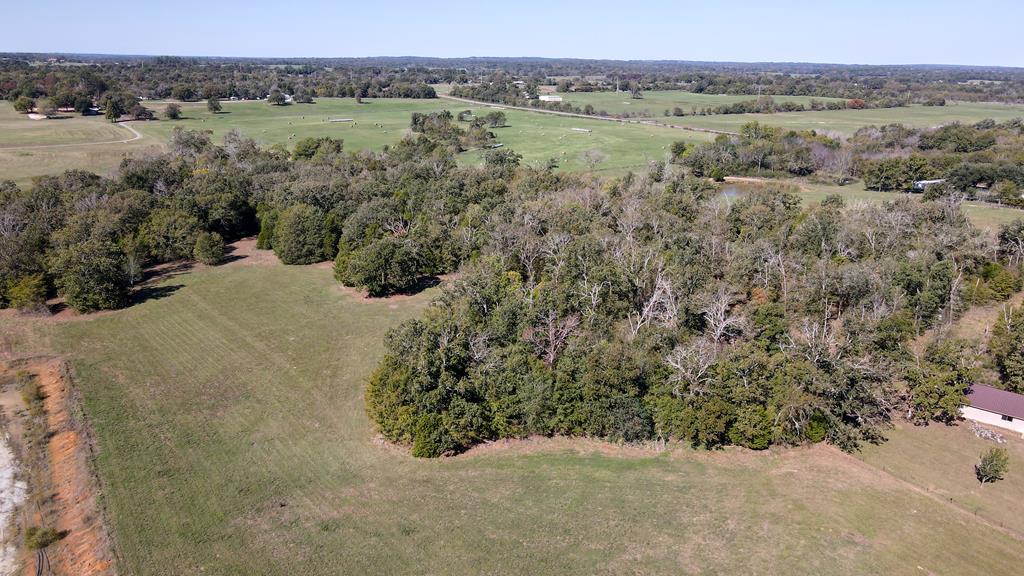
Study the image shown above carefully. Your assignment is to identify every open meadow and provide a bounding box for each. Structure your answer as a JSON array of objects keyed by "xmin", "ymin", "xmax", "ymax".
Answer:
[
  {"xmin": 0, "ymin": 103, "xmax": 159, "ymax": 187},
  {"xmin": 668, "ymin": 101, "xmax": 1024, "ymax": 135},
  {"xmin": 555, "ymin": 90, "xmax": 845, "ymax": 117},
  {"xmin": 135, "ymin": 98, "xmax": 711, "ymax": 172},
  {"xmin": 4, "ymin": 96, "xmax": 1023, "ymax": 232},
  {"xmin": 0, "ymin": 98, "xmax": 711, "ymax": 186},
  {"xmin": 1, "ymin": 246, "xmax": 1022, "ymax": 575}
]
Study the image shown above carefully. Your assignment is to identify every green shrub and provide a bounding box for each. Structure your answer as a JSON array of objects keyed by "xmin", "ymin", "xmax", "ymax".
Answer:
[
  {"xmin": 17, "ymin": 372, "xmax": 45, "ymax": 417},
  {"xmin": 804, "ymin": 414, "xmax": 828, "ymax": 443},
  {"xmin": 25, "ymin": 526, "xmax": 64, "ymax": 550},
  {"xmin": 193, "ymin": 231, "xmax": 225, "ymax": 265},
  {"xmin": 411, "ymin": 414, "xmax": 455, "ymax": 458},
  {"xmin": 141, "ymin": 208, "xmax": 201, "ymax": 262},
  {"xmin": 976, "ymin": 447, "xmax": 1009, "ymax": 484},
  {"xmin": 728, "ymin": 406, "xmax": 772, "ymax": 450},
  {"xmin": 365, "ymin": 359, "xmax": 418, "ymax": 444},
  {"xmin": 255, "ymin": 207, "xmax": 279, "ymax": 250},
  {"xmin": 48, "ymin": 239, "xmax": 130, "ymax": 312},
  {"xmin": 273, "ymin": 204, "xmax": 325, "ymax": 264},
  {"xmin": 6, "ymin": 274, "xmax": 47, "ymax": 312},
  {"xmin": 343, "ymin": 237, "xmax": 421, "ymax": 296},
  {"xmin": 13, "ymin": 96, "xmax": 34, "ymax": 113}
]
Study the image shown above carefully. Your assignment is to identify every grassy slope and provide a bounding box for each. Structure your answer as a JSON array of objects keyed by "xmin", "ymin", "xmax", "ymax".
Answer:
[
  {"xmin": 557, "ymin": 90, "xmax": 845, "ymax": 118},
  {"xmin": 668, "ymin": 101, "xmax": 1024, "ymax": 135},
  {"xmin": 858, "ymin": 422, "xmax": 1024, "ymax": 535},
  {"xmin": 13, "ymin": 257, "xmax": 1018, "ymax": 575}
]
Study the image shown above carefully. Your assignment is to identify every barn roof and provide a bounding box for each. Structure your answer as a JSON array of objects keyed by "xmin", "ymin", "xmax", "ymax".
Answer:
[{"xmin": 968, "ymin": 384, "xmax": 1024, "ymax": 420}]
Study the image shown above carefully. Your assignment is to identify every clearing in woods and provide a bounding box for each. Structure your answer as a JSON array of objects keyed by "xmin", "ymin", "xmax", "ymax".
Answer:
[{"xmin": 1, "ymin": 240, "xmax": 1022, "ymax": 575}]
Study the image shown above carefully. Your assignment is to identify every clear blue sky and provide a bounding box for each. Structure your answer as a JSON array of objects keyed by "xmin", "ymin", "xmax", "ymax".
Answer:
[{"xmin": 6, "ymin": 0, "xmax": 1022, "ymax": 67}]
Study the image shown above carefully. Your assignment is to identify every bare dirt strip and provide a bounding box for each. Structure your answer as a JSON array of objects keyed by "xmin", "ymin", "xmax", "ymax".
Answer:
[{"xmin": 0, "ymin": 359, "xmax": 117, "ymax": 576}]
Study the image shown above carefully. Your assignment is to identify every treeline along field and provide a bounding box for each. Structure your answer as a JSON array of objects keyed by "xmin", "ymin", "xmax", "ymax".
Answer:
[
  {"xmin": 22, "ymin": 251, "xmax": 1022, "ymax": 575},
  {"xmin": 6, "ymin": 122, "xmax": 1024, "ymax": 457}
]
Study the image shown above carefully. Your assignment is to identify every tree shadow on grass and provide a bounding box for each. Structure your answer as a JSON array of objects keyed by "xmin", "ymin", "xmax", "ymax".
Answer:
[
  {"xmin": 203, "ymin": 243, "xmax": 245, "ymax": 266},
  {"xmin": 216, "ymin": 253, "xmax": 245, "ymax": 265},
  {"xmin": 131, "ymin": 284, "xmax": 184, "ymax": 306},
  {"xmin": 141, "ymin": 261, "xmax": 194, "ymax": 285},
  {"xmin": 386, "ymin": 275, "xmax": 442, "ymax": 297}
]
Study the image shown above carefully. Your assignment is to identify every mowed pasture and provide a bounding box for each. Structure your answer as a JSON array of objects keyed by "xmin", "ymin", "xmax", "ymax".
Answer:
[
  {"xmin": 3, "ymin": 251, "xmax": 1019, "ymax": 575},
  {"xmin": 669, "ymin": 101, "xmax": 1024, "ymax": 135},
  {"xmin": 858, "ymin": 422, "xmax": 1024, "ymax": 536},
  {"xmin": 556, "ymin": 90, "xmax": 845, "ymax": 118},
  {"xmin": 0, "ymin": 104, "xmax": 159, "ymax": 186},
  {"xmin": 136, "ymin": 98, "xmax": 711, "ymax": 173},
  {"xmin": 0, "ymin": 98, "xmax": 709, "ymax": 185}
]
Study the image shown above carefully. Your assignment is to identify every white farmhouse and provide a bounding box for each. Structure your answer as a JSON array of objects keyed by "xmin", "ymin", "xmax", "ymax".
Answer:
[
  {"xmin": 963, "ymin": 384, "xmax": 1024, "ymax": 437},
  {"xmin": 539, "ymin": 95, "xmax": 563, "ymax": 102}
]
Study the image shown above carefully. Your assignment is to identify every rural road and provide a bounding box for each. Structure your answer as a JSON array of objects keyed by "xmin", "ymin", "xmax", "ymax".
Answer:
[
  {"xmin": 1, "ymin": 120, "xmax": 143, "ymax": 150},
  {"xmin": 439, "ymin": 94, "xmax": 738, "ymax": 136}
]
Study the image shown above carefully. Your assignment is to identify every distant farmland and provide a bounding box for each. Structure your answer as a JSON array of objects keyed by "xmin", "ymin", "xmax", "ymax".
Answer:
[
  {"xmin": 0, "ymin": 98, "xmax": 711, "ymax": 185},
  {"xmin": 555, "ymin": 90, "xmax": 846, "ymax": 117},
  {"xmin": 5, "ymin": 96, "xmax": 1023, "ymax": 188},
  {"xmin": 668, "ymin": 100, "xmax": 1024, "ymax": 135}
]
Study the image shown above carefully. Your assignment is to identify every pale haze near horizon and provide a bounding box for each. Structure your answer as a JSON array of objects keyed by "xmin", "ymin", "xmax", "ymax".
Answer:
[{"xmin": 6, "ymin": 0, "xmax": 1022, "ymax": 67}]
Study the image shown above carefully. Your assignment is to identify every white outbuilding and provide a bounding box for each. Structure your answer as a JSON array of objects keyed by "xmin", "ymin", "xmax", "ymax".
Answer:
[{"xmin": 963, "ymin": 384, "xmax": 1024, "ymax": 437}]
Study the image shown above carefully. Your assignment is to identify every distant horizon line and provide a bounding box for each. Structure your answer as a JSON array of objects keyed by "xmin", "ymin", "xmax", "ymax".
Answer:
[{"xmin": 1, "ymin": 51, "xmax": 1022, "ymax": 70}]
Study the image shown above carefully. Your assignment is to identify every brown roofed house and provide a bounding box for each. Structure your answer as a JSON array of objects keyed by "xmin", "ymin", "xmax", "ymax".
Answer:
[{"xmin": 963, "ymin": 384, "xmax": 1024, "ymax": 437}]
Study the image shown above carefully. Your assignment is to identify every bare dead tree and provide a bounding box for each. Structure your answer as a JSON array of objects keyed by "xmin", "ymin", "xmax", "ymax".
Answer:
[
  {"xmin": 783, "ymin": 317, "xmax": 843, "ymax": 366},
  {"xmin": 701, "ymin": 287, "xmax": 745, "ymax": 343},
  {"xmin": 616, "ymin": 195, "xmax": 645, "ymax": 241},
  {"xmin": 576, "ymin": 279, "xmax": 609, "ymax": 324},
  {"xmin": 523, "ymin": 311, "xmax": 581, "ymax": 367},
  {"xmin": 383, "ymin": 216, "xmax": 410, "ymax": 237},
  {"xmin": 829, "ymin": 148, "xmax": 854, "ymax": 184},
  {"xmin": 542, "ymin": 232, "xmax": 571, "ymax": 284},
  {"xmin": 1002, "ymin": 232, "xmax": 1024, "ymax": 266},
  {"xmin": 666, "ymin": 338, "xmax": 717, "ymax": 397},
  {"xmin": 628, "ymin": 266, "xmax": 677, "ymax": 338}
]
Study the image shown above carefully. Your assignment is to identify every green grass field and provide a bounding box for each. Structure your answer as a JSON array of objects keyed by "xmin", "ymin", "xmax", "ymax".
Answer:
[
  {"xmin": 3, "ymin": 252, "xmax": 1021, "ymax": 575},
  {"xmin": 3, "ymin": 97, "xmax": 1024, "ymax": 229},
  {"xmin": 858, "ymin": 422, "xmax": 1024, "ymax": 536},
  {"xmin": 136, "ymin": 98, "xmax": 710, "ymax": 173},
  {"xmin": 669, "ymin": 101, "xmax": 1024, "ymax": 135},
  {"xmin": 0, "ymin": 104, "xmax": 159, "ymax": 186},
  {"xmin": 555, "ymin": 90, "xmax": 845, "ymax": 118},
  {"xmin": 0, "ymin": 98, "xmax": 710, "ymax": 186}
]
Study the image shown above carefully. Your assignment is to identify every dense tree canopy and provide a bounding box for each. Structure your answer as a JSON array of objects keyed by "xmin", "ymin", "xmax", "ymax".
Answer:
[{"xmin": 2, "ymin": 105, "xmax": 1022, "ymax": 461}]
